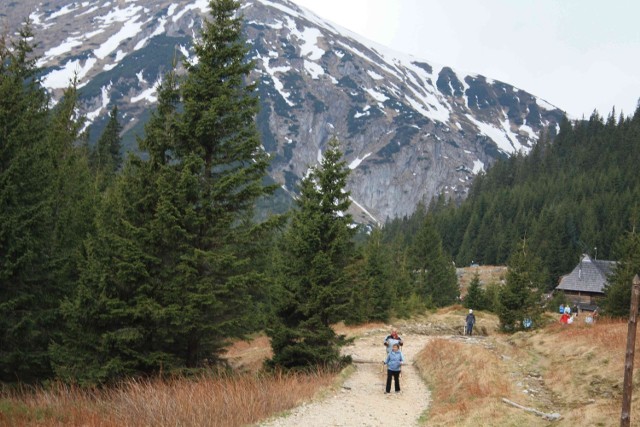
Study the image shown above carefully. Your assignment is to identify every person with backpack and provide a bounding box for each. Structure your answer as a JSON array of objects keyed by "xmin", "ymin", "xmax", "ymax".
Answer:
[
  {"xmin": 384, "ymin": 330, "xmax": 403, "ymax": 354},
  {"xmin": 383, "ymin": 343, "xmax": 404, "ymax": 393}
]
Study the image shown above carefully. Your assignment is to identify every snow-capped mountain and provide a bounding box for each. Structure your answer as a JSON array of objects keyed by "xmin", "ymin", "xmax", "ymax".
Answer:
[{"xmin": 1, "ymin": 0, "xmax": 565, "ymax": 223}]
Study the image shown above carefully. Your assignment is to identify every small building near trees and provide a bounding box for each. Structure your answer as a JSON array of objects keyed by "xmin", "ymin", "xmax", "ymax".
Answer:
[{"xmin": 555, "ymin": 254, "xmax": 616, "ymax": 310}]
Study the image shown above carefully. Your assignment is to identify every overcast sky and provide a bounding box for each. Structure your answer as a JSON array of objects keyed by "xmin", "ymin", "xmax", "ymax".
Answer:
[{"xmin": 290, "ymin": 0, "xmax": 640, "ymax": 119}]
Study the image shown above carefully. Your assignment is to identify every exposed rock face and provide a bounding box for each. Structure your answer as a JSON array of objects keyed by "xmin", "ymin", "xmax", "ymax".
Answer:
[{"xmin": 1, "ymin": 0, "xmax": 565, "ymax": 223}]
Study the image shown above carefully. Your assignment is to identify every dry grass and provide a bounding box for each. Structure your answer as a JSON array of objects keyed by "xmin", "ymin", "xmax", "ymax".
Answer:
[
  {"xmin": 512, "ymin": 316, "xmax": 640, "ymax": 426},
  {"xmin": 404, "ymin": 305, "xmax": 501, "ymax": 336},
  {"xmin": 223, "ymin": 335, "xmax": 273, "ymax": 373},
  {"xmin": 0, "ymin": 370, "xmax": 336, "ymax": 427},
  {"xmin": 415, "ymin": 311, "xmax": 640, "ymax": 426},
  {"xmin": 333, "ymin": 321, "xmax": 387, "ymax": 338},
  {"xmin": 0, "ymin": 324, "xmax": 374, "ymax": 427},
  {"xmin": 415, "ymin": 337, "xmax": 539, "ymax": 426},
  {"xmin": 6, "ymin": 316, "xmax": 640, "ymax": 426},
  {"xmin": 457, "ymin": 265, "xmax": 507, "ymax": 296}
]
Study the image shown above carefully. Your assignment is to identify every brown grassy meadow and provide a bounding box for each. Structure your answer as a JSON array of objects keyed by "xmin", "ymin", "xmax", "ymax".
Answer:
[
  {"xmin": 414, "ymin": 311, "xmax": 640, "ymax": 426},
  {"xmin": 0, "ymin": 369, "xmax": 336, "ymax": 427},
  {"xmin": 3, "ymin": 313, "xmax": 640, "ymax": 426}
]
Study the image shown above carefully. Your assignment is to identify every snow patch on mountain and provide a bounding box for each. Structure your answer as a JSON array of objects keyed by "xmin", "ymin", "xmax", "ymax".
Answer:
[
  {"xmin": 85, "ymin": 83, "xmax": 112, "ymax": 125},
  {"xmin": 135, "ymin": 17, "xmax": 168, "ymax": 50},
  {"xmin": 77, "ymin": 6, "xmax": 100, "ymax": 18},
  {"xmin": 289, "ymin": 24, "xmax": 325, "ymax": 60},
  {"xmin": 43, "ymin": 57, "xmax": 97, "ymax": 89},
  {"xmin": 367, "ymin": 70, "xmax": 384, "ymax": 80},
  {"xmin": 94, "ymin": 15, "xmax": 145, "ymax": 59},
  {"xmin": 501, "ymin": 115, "xmax": 529, "ymax": 153},
  {"xmin": 349, "ymin": 196, "xmax": 379, "ymax": 225},
  {"xmin": 472, "ymin": 159, "xmax": 485, "ymax": 174},
  {"xmin": 466, "ymin": 114, "xmax": 523, "ymax": 155},
  {"xmin": 304, "ymin": 60, "xmax": 324, "ymax": 79},
  {"xmin": 172, "ymin": 0, "xmax": 210, "ymax": 22},
  {"xmin": 95, "ymin": 3, "xmax": 142, "ymax": 26},
  {"xmin": 179, "ymin": 44, "xmax": 190, "ymax": 60},
  {"xmin": 46, "ymin": 3, "xmax": 79, "ymax": 20},
  {"xmin": 365, "ymin": 88, "xmax": 388, "ymax": 103},
  {"xmin": 131, "ymin": 78, "xmax": 161, "ymax": 104},
  {"xmin": 37, "ymin": 28, "xmax": 105, "ymax": 65},
  {"xmin": 29, "ymin": 11, "xmax": 53, "ymax": 30},
  {"xmin": 519, "ymin": 122, "xmax": 538, "ymax": 140},
  {"xmin": 258, "ymin": 54, "xmax": 295, "ymax": 106},
  {"xmin": 349, "ymin": 153, "xmax": 372, "ymax": 170}
]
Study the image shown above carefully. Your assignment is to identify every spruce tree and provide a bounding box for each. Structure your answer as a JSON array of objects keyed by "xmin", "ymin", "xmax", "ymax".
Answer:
[
  {"xmin": 172, "ymin": 0, "xmax": 274, "ymax": 367},
  {"xmin": 0, "ymin": 24, "xmax": 56, "ymax": 382},
  {"xmin": 91, "ymin": 105, "xmax": 123, "ymax": 186},
  {"xmin": 269, "ymin": 138, "xmax": 355, "ymax": 369},
  {"xmin": 363, "ymin": 228, "xmax": 393, "ymax": 321},
  {"xmin": 498, "ymin": 240, "xmax": 545, "ymax": 331},
  {"xmin": 0, "ymin": 25, "xmax": 94, "ymax": 382},
  {"xmin": 603, "ymin": 228, "xmax": 640, "ymax": 317},
  {"xmin": 464, "ymin": 272, "xmax": 487, "ymax": 311},
  {"xmin": 53, "ymin": 0, "xmax": 274, "ymax": 384},
  {"xmin": 410, "ymin": 215, "xmax": 458, "ymax": 307},
  {"xmin": 47, "ymin": 80, "xmax": 96, "ymax": 281}
]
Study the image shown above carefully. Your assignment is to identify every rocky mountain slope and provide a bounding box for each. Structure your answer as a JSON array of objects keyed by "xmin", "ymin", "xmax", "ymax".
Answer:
[{"xmin": 1, "ymin": 0, "xmax": 565, "ymax": 223}]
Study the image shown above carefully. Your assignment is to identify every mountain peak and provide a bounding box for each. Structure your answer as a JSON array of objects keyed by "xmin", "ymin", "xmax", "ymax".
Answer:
[{"xmin": 2, "ymin": 0, "xmax": 565, "ymax": 222}]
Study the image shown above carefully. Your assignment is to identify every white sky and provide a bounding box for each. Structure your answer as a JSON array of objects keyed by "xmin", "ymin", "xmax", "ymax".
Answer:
[{"xmin": 290, "ymin": 0, "xmax": 640, "ymax": 119}]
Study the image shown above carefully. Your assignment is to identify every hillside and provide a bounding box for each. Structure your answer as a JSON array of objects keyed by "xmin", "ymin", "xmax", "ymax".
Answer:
[
  {"xmin": 456, "ymin": 265, "xmax": 507, "ymax": 296},
  {"xmin": 429, "ymin": 108, "xmax": 640, "ymax": 287},
  {"xmin": 0, "ymin": 0, "xmax": 566, "ymax": 222}
]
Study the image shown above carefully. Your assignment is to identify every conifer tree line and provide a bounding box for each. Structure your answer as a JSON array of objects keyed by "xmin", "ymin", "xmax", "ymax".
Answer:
[
  {"xmin": 7, "ymin": 0, "xmax": 637, "ymax": 386},
  {"xmin": 389, "ymin": 106, "xmax": 640, "ymax": 321},
  {"xmin": 437, "ymin": 109, "xmax": 640, "ymax": 286},
  {"xmin": 0, "ymin": 0, "xmax": 460, "ymax": 385}
]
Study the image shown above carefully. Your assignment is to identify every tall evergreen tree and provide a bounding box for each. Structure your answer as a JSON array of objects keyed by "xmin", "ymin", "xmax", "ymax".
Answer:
[
  {"xmin": 0, "ymin": 24, "xmax": 55, "ymax": 382},
  {"xmin": 46, "ymin": 80, "xmax": 96, "ymax": 284},
  {"xmin": 410, "ymin": 215, "xmax": 458, "ymax": 307},
  {"xmin": 498, "ymin": 240, "xmax": 545, "ymax": 331},
  {"xmin": 91, "ymin": 105, "xmax": 123, "ymax": 186},
  {"xmin": 362, "ymin": 228, "xmax": 393, "ymax": 321},
  {"xmin": 172, "ymin": 0, "xmax": 274, "ymax": 367},
  {"xmin": 269, "ymin": 138, "xmax": 355, "ymax": 369},
  {"xmin": 464, "ymin": 272, "xmax": 487, "ymax": 311},
  {"xmin": 53, "ymin": 0, "xmax": 274, "ymax": 384},
  {"xmin": 344, "ymin": 228, "xmax": 394, "ymax": 322},
  {"xmin": 602, "ymin": 227, "xmax": 640, "ymax": 317},
  {"xmin": 0, "ymin": 25, "xmax": 94, "ymax": 382}
]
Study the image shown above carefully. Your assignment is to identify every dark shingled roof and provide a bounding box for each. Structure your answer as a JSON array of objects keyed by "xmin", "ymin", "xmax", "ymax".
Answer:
[{"xmin": 556, "ymin": 254, "xmax": 616, "ymax": 294}]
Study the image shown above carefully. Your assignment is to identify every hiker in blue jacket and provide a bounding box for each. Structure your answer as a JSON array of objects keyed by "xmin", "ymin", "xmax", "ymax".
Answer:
[{"xmin": 384, "ymin": 343, "xmax": 404, "ymax": 393}]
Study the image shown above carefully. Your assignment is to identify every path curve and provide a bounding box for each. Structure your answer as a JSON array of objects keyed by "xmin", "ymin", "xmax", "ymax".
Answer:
[{"xmin": 259, "ymin": 330, "xmax": 432, "ymax": 427}]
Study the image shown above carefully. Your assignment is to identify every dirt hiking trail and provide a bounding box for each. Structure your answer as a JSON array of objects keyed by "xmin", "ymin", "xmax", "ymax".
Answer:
[{"xmin": 259, "ymin": 330, "xmax": 432, "ymax": 427}]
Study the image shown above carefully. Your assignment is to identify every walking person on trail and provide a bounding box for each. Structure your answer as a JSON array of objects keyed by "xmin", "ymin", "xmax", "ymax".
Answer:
[
  {"xmin": 384, "ymin": 329, "xmax": 403, "ymax": 354},
  {"xmin": 465, "ymin": 309, "xmax": 476, "ymax": 336},
  {"xmin": 383, "ymin": 343, "xmax": 404, "ymax": 393}
]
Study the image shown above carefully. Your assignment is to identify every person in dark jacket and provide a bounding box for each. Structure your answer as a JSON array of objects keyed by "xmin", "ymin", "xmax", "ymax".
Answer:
[
  {"xmin": 383, "ymin": 330, "xmax": 403, "ymax": 354},
  {"xmin": 465, "ymin": 309, "xmax": 476, "ymax": 335},
  {"xmin": 384, "ymin": 343, "xmax": 404, "ymax": 393}
]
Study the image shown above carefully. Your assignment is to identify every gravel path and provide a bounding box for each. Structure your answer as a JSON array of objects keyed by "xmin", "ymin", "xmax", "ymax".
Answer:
[{"xmin": 259, "ymin": 330, "xmax": 432, "ymax": 427}]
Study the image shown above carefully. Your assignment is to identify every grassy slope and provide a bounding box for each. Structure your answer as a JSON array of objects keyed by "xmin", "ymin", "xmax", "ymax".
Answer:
[{"xmin": 415, "ymin": 308, "xmax": 640, "ymax": 426}]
